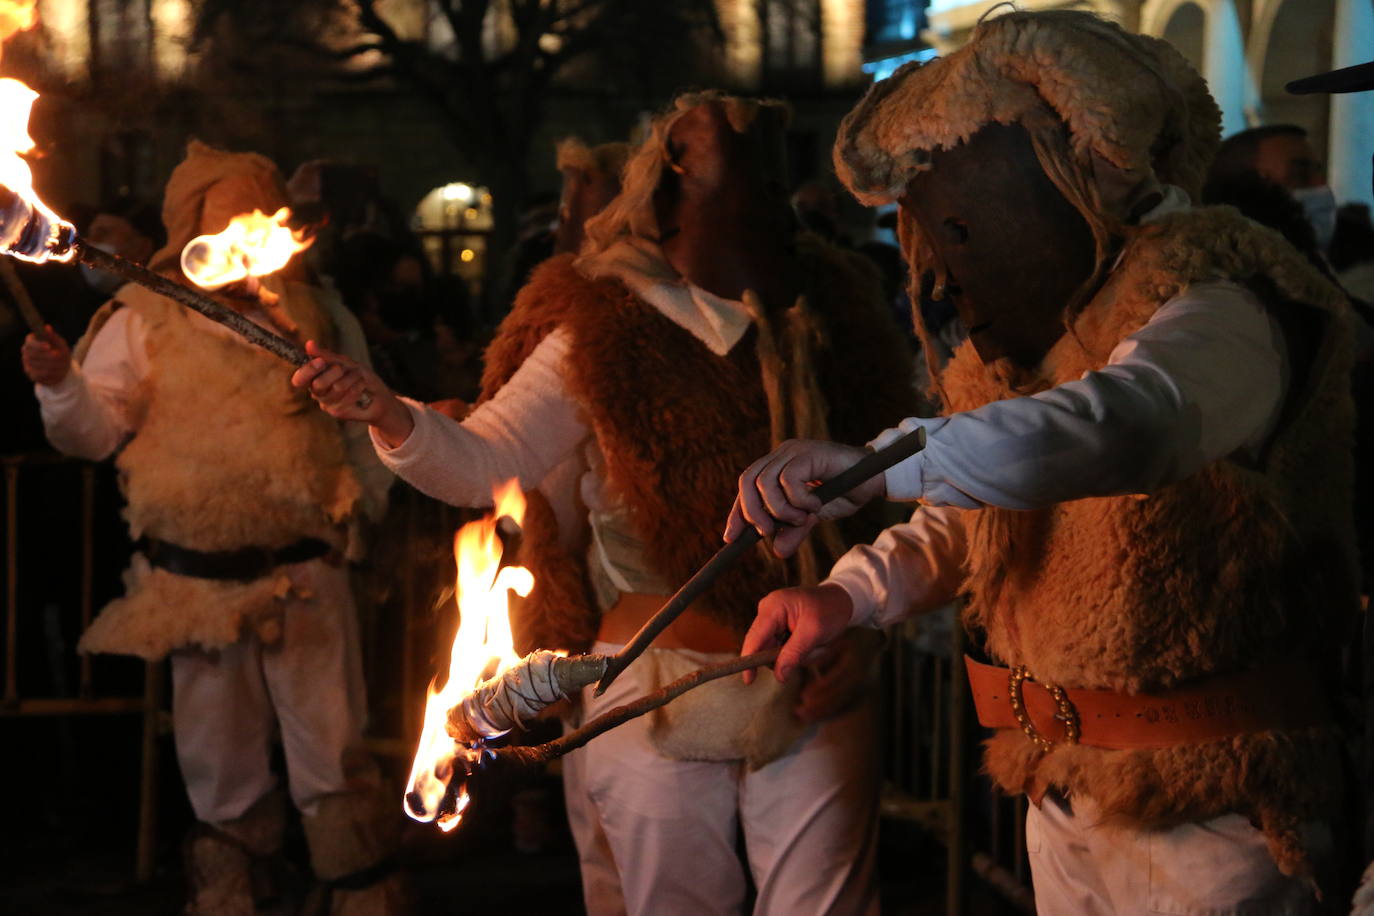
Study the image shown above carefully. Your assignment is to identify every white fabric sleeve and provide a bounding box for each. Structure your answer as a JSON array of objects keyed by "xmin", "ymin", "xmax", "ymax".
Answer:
[
  {"xmin": 327, "ymin": 297, "xmax": 394, "ymax": 521},
  {"xmin": 370, "ymin": 328, "xmax": 590, "ymax": 508},
  {"xmin": 873, "ymin": 281, "xmax": 1287, "ymax": 509},
  {"xmin": 34, "ymin": 306, "xmax": 146, "ymax": 460},
  {"xmin": 823, "ymin": 505, "xmax": 967, "ymax": 629}
]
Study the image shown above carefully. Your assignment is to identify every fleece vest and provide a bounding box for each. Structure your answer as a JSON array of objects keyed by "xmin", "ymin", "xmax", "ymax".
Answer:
[
  {"xmin": 479, "ymin": 236, "xmax": 915, "ymax": 656},
  {"xmin": 79, "ymin": 279, "xmax": 361, "ymax": 659},
  {"xmin": 942, "ymin": 206, "xmax": 1358, "ymax": 878}
]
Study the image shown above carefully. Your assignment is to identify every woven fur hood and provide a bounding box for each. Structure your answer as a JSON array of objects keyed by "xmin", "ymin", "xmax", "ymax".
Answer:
[
  {"xmin": 834, "ymin": 10, "xmax": 1220, "ymax": 209},
  {"xmin": 480, "ymin": 239, "xmax": 914, "ymax": 653}
]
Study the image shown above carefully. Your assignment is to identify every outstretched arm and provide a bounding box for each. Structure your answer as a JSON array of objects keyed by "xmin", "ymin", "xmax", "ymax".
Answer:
[
  {"xmin": 295, "ymin": 328, "xmax": 590, "ymax": 509},
  {"xmin": 727, "ymin": 280, "xmax": 1285, "ymax": 550}
]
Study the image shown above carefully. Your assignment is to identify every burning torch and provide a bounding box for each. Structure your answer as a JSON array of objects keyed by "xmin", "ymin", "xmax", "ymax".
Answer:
[
  {"xmin": 0, "ymin": 77, "xmax": 321, "ymax": 368},
  {"xmin": 409, "ymin": 429, "xmax": 926, "ymax": 831}
]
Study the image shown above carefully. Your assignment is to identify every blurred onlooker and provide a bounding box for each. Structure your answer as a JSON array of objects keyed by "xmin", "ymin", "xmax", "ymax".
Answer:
[
  {"xmin": 286, "ymin": 160, "xmax": 409, "ymax": 289},
  {"xmin": 491, "ymin": 190, "xmax": 558, "ymax": 318},
  {"xmin": 1209, "ymin": 125, "xmax": 1337, "ymax": 250},
  {"xmin": 333, "ymin": 231, "xmax": 451, "ymax": 403},
  {"xmin": 791, "ymin": 177, "xmax": 848, "ymax": 244},
  {"xmin": 1202, "ymin": 172, "xmax": 1328, "ymax": 272},
  {"xmin": 553, "ymin": 138, "xmax": 629, "ymax": 256},
  {"xmin": 1332, "ymin": 203, "xmax": 1374, "ymax": 303},
  {"xmin": 6, "ymin": 196, "xmax": 163, "ymax": 453},
  {"xmin": 75, "ymin": 196, "xmax": 164, "ymax": 296}
]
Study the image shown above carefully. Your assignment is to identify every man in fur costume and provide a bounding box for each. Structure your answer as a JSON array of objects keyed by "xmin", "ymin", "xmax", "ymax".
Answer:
[
  {"xmin": 21, "ymin": 141, "xmax": 401, "ymax": 916},
  {"xmin": 728, "ymin": 10, "xmax": 1359, "ymax": 913},
  {"xmin": 294, "ymin": 91, "xmax": 914, "ymax": 914}
]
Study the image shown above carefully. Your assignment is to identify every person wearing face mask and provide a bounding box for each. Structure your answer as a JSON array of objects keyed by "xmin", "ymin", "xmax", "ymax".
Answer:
[
  {"xmin": 729, "ymin": 11, "xmax": 1358, "ymax": 912},
  {"xmin": 293, "ymin": 91, "xmax": 915, "ymax": 915},
  {"xmin": 77, "ymin": 198, "xmax": 162, "ymax": 295},
  {"xmin": 1207, "ymin": 125, "xmax": 1339, "ymax": 253},
  {"xmin": 20, "ymin": 142, "xmax": 403, "ymax": 916}
]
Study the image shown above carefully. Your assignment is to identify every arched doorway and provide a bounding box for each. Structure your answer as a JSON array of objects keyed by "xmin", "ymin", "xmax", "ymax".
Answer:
[
  {"xmin": 1256, "ymin": 0, "xmax": 1334, "ymax": 157},
  {"xmin": 1162, "ymin": 2, "xmax": 1207, "ymax": 74},
  {"xmin": 413, "ymin": 181, "xmax": 494, "ymax": 295}
]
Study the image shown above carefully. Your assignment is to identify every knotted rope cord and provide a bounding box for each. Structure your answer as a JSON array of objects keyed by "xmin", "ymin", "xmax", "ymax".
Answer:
[{"xmin": 448, "ymin": 651, "xmax": 607, "ymax": 744}]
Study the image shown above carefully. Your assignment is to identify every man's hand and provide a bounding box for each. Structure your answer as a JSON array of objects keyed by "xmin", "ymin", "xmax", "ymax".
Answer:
[
  {"xmin": 795, "ymin": 628, "xmax": 882, "ymax": 723},
  {"xmin": 725, "ymin": 439, "xmax": 885, "ymax": 558},
  {"xmin": 21, "ymin": 325, "xmax": 72, "ymax": 387},
  {"xmin": 741, "ymin": 582, "xmax": 854, "ymax": 686},
  {"xmin": 291, "ymin": 340, "xmax": 413, "ymax": 447}
]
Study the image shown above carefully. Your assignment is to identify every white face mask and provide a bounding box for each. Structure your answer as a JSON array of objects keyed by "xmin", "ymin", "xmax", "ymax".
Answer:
[
  {"xmin": 78, "ymin": 240, "xmax": 122, "ymax": 294},
  {"xmin": 1292, "ymin": 184, "xmax": 1337, "ymax": 250}
]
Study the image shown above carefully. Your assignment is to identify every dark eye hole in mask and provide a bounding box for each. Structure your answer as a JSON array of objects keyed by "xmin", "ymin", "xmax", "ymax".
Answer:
[{"xmin": 941, "ymin": 218, "xmax": 969, "ymax": 245}]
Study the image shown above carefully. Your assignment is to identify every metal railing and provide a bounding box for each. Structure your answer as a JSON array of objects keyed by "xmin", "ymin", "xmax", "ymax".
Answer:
[
  {"xmin": 880, "ymin": 607, "xmax": 1036, "ymax": 914},
  {"xmin": 0, "ymin": 453, "xmax": 162, "ymax": 882},
  {"xmin": 3, "ymin": 457, "xmax": 1039, "ymax": 908}
]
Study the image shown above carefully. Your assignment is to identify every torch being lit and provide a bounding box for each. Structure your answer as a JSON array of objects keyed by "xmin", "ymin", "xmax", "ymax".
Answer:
[
  {"xmin": 405, "ymin": 481, "xmax": 609, "ymax": 831},
  {"xmin": 0, "ymin": 71, "xmax": 319, "ymax": 365},
  {"xmin": 180, "ymin": 207, "xmax": 313, "ymax": 291},
  {"xmin": 404, "ymin": 481, "xmax": 537, "ymax": 832}
]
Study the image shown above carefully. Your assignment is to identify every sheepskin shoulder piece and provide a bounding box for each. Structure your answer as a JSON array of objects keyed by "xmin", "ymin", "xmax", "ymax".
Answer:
[
  {"xmin": 480, "ymin": 241, "xmax": 915, "ymax": 652},
  {"xmin": 834, "ymin": 10, "xmax": 1220, "ymax": 205},
  {"xmin": 79, "ymin": 280, "xmax": 362, "ymax": 660},
  {"xmin": 942, "ymin": 205, "xmax": 1357, "ymax": 881}
]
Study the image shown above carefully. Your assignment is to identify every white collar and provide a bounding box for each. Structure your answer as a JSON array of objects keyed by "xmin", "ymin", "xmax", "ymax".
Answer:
[
  {"xmin": 575, "ymin": 237, "xmax": 753, "ymax": 357},
  {"xmin": 1137, "ymin": 184, "xmax": 1191, "ymax": 224}
]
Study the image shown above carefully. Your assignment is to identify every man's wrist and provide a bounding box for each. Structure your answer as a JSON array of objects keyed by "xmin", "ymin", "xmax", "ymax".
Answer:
[{"xmin": 374, "ymin": 402, "xmax": 415, "ymax": 450}]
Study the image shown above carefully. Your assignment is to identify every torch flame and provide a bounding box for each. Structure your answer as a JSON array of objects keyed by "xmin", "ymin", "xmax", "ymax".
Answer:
[
  {"xmin": 0, "ymin": 6, "xmax": 78, "ymax": 265},
  {"xmin": 0, "ymin": 0, "xmax": 34, "ymax": 43},
  {"xmin": 0, "ymin": 76, "xmax": 74, "ymax": 263},
  {"xmin": 180, "ymin": 207, "xmax": 313, "ymax": 289},
  {"xmin": 405, "ymin": 480, "xmax": 534, "ymax": 830}
]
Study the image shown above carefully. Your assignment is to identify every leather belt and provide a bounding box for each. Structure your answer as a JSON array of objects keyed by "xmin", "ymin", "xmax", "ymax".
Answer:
[
  {"xmin": 965, "ymin": 655, "xmax": 1331, "ymax": 750},
  {"xmin": 597, "ymin": 591, "xmax": 741, "ymax": 653},
  {"xmin": 142, "ymin": 537, "xmax": 333, "ymax": 583}
]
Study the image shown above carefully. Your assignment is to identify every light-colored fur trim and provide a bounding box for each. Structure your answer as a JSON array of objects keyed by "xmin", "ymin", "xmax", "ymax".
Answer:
[
  {"xmin": 942, "ymin": 206, "xmax": 1357, "ymax": 880},
  {"xmin": 555, "ymin": 137, "xmax": 630, "ymax": 177},
  {"xmin": 833, "ymin": 11, "xmax": 1220, "ymax": 209},
  {"xmin": 78, "ymin": 280, "xmax": 361, "ymax": 659},
  {"xmin": 579, "ymin": 91, "xmax": 790, "ymax": 257}
]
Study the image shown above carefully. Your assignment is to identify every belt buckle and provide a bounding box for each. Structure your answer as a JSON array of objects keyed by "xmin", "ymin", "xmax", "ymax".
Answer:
[{"xmin": 1008, "ymin": 665, "xmax": 1080, "ymax": 752}]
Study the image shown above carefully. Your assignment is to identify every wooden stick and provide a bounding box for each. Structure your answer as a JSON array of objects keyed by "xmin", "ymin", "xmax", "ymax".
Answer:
[
  {"xmin": 489, "ymin": 648, "xmax": 781, "ymax": 766},
  {"xmin": 0, "ymin": 259, "xmax": 43, "ymax": 333},
  {"xmin": 73, "ymin": 240, "xmax": 308, "ymax": 366},
  {"xmin": 595, "ymin": 426, "xmax": 928, "ymax": 695}
]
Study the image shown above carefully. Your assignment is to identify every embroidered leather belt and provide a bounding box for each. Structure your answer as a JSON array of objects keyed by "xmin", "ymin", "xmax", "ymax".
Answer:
[
  {"xmin": 142, "ymin": 537, "xmax": 333, "ymax": 583},
  {"xmin": 965, "ymin": 655, "xmax": 1331, "ymax": 750}
]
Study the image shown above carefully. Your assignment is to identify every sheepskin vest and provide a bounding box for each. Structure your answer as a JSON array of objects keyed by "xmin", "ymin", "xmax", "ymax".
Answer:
[
  {"xmin": 78, "ymin": 280, "xmax": 362, "ymax": 660},
  {"xmin": 942, "ymin": 206, "xmax": 1358, "ymax": 878},
  {"xmin": 481, "ymin": 237, "xmax": 914, "ymax": 655}
]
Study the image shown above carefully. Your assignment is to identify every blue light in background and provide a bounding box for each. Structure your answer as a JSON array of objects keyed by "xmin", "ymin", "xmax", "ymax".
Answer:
[{"xmin": 861, "ymin": 47, "xmax": 938, "ymax": 82}]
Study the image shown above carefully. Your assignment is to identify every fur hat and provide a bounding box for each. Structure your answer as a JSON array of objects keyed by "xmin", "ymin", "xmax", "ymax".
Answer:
[
  {"xmin": 555, "ymin": 137, "xmax": 631, "ymax": 177},
  {"xmin": 150, "ymin": 140, "xmax": 288, "ymax": 273},
  {"xmin": 833, "ymin": 10, "xmax": 1221, "ymax": 212}
]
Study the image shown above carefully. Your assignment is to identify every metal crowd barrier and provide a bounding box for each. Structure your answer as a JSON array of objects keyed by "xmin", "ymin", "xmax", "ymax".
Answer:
[
  {"xmin": 881, "ymin": 607, "xmax": 1036, "ymax": 914},
  {"xmin": 0, "ymin": 453, "xmax": 162, "ymax": 883},
  {"xmin": 2, "ymin": 456, "xmax": 1041, "ymax": 906}
]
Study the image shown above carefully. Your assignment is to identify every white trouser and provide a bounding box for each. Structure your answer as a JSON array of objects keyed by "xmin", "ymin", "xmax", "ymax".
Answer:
[
  {"xmin": 170, "ymin": 559, "xmax": 368, "ymax": 824},
  {"xmin": 1028, "ymin": 790, "xmax": 1322, "ymax": 915},
  {"xmin": 563, "ymin": 641, "xmax": 880, "ymax": 916}
]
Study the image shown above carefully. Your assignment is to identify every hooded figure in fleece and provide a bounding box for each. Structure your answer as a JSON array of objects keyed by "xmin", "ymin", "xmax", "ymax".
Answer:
[
  {"xmin": 729, "ymin": 10, "xmax": 1360, "ymax": 913},
  {"xmin": 21, "ymin": 141, "xmax": 402, "ymax": 915},
  {"xmin": 294, "ymin": 91, "xmax": 916, "ymax": 914}
]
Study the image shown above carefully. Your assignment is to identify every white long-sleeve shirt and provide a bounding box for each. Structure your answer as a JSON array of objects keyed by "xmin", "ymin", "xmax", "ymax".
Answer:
[
  {"xmin": 372, "ymin": 243, "xmax": 758, "ymax": 597},
  {"xmin": 35, "ymin": 286, "xmax": 394, "ymax": 522},
  {"xmin": 826, "ymin": 278, "xmax": 1289, "ymax": 630}
]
